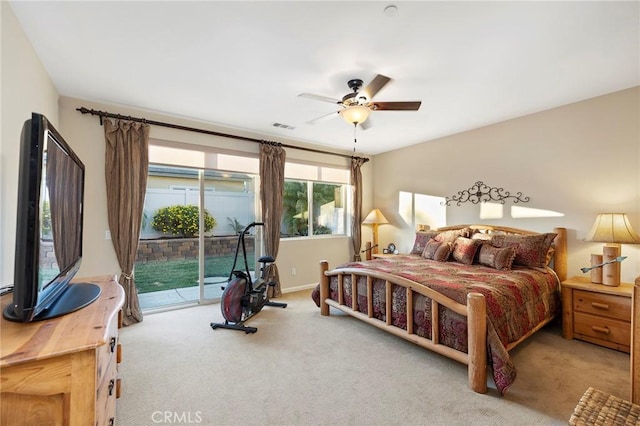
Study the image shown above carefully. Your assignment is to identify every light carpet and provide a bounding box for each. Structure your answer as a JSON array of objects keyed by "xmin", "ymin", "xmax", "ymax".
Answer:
[{"xmin": 116, "ymin": 289, "xmax": 630, "ymax": 426}]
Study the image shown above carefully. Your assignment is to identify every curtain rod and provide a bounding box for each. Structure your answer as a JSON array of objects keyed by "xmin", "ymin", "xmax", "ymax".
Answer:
[{"xmin": 76, "ymin": 107, "xmax": 369, "ymax": 163}]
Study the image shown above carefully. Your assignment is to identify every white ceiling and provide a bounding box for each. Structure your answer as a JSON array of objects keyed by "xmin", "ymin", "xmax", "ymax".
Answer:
[{"xmin": 9, "ymin": 1, "xmax": 640, "ymax": 155}]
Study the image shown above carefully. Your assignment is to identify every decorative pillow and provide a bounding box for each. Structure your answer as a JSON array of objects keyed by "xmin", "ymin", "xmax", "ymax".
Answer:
[
  {"xmin": 422, "ymin": 239, "xmax": 452, "ymax": 262},
  {"xmin": 451, "ymin": 237, "xmax": 482, "ymax": 265},
  {"xmin": 477, "ymin": 244, "xmax": 517, "ymax": 270},
  {"xmin": 491, "ymin": 233, "xmax": 557, "ymax": 268},
  {"xmin": 434, "ymin": 228, "xmax": 472, "ymax": 244},
  {"xmin": 410, "ymin": 231, "xmax": 440, "ymax": 255}
]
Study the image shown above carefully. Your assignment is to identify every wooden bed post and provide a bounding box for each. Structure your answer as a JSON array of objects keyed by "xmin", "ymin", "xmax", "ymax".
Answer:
[
  {"xmin": 320, "ymin": 261, "xmax": 330, "ymax": 316},
  {"xmin": 553, "ymin": 227, "xmax": 567, "ymax": 282},
  {"xmin": 467, "ymin": 292, "xmax": 488, "ymax": 394}
]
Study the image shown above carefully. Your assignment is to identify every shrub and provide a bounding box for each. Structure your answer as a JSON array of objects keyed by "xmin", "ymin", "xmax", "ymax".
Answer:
[{"xmin": 151, "ymin": 205, "xmax": 216, "ymax": 238}]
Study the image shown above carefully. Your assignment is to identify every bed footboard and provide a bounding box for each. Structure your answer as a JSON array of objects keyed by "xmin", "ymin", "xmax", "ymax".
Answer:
[{"xmin": 319, "ymin": 261, "xmax": 488, "ymax": 394}]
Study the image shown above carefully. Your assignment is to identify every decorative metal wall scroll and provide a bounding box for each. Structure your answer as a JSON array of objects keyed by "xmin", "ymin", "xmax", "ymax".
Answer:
[{"xmin": 442, "ymin": 181, "xmax": 530, "ymax": 206}]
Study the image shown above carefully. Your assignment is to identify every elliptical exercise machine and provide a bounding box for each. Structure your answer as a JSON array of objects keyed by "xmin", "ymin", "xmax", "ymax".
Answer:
[{"xmin": 210, "ymin": 222, "xmax": 287, "ymax": 333}]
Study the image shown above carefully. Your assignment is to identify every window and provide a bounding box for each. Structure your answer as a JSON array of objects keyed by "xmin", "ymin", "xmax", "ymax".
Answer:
[
  {"xmin": 281, "ymin": 180, "xmax": 347, "ymax": 237},
  {"xmin": 280, "ymin": 161, "xmax": 350, "ymax": 238}
]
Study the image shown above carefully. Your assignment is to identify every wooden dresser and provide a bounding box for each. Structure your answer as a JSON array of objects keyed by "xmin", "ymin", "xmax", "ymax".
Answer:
[
  {"xmin": 561, "ymin": 276, "xmax": 633, "ymax": 353},
  {"xmin": 1, "ymin": 276, "xmax": 124, "ymax": 425}
]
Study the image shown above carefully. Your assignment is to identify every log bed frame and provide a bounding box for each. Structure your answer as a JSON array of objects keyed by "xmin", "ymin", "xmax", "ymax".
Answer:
[{"xmin": 318, "ymin": 225, "xmax": 568, "ymax": 394}]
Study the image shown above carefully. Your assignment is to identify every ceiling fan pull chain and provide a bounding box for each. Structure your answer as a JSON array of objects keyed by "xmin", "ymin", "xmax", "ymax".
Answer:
[{"xmin": 353, "ymin": 123, "xmax": 357, "ymax": 152}]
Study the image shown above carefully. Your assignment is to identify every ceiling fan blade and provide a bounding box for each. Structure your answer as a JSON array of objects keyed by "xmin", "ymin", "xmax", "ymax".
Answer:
[
  {"xmin": 361, "ymin": 74, "xmax": 391, "ymax": 100},
  {"xmin": 298, "ymin": 93, "xmax": 342, "ymax": 104},
  {"xmin": 306, "ymin": 110, "xmax": 339, "ymax": 125},
  {"xmin": 372, "ymin": 101, "xmax": 422, "ymax": 111}
]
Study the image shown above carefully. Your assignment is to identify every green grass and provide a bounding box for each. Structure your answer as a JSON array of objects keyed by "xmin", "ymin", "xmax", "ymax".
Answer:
[{"xmin": 134, "ymin": 254, "xmax": 255, "ymax": 294}]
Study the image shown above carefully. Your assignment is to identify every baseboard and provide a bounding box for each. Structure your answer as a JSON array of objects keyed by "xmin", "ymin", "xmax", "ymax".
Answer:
[{"xmin": 282, "ymin": 282, "xmax": 317, "ymax": 294}]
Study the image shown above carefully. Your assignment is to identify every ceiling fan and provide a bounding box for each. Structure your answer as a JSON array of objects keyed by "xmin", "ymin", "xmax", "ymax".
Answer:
[{"xmin": 298, "ymin": 74, "xmax": 421, "ymax": 129}]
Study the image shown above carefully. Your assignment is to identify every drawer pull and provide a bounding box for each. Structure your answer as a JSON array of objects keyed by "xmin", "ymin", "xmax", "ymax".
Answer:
[
  {"xmin": 591, "ymin": 325, "xmax": 610, "ymax": 334},
  {"xmin": 109, "ymin": 418, "xmax": 115, "ymax": 426},
  {"xmin": 591, "ymin": 302, "xmax": 610, "ymax": 310},
  {"xmin": 108, "ymin": 379, "xmax": 115, "ymax": 396},
  {"xmin": 110, "ymin": 337, "xmax": 117, "ymax": 353}
]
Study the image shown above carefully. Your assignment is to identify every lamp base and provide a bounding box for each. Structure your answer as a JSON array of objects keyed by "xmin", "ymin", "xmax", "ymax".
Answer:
[
  {"xmin": 372, "ymin": 223, "xmax": 379, "ymax": 254},
  {"xmin": 601, "ymin": 244, "xmax": 621, "ymax": 287}
]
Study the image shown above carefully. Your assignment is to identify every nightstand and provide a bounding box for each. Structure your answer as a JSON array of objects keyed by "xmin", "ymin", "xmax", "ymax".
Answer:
[{"xmin": 561, "ymin": 276, "xmax": 633, "ymax": 353}]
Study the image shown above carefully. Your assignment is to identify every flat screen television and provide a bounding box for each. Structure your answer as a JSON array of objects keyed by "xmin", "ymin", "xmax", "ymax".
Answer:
[{"xmin": 3, "ymin": 113, "xmax": 101, "ymax": 322}]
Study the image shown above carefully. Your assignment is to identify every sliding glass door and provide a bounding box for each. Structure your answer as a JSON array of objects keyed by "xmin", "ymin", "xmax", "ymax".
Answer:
[
  {"xmin": 135, "ymin": 164, "xmax": 257, "ymax": 311},
  {"xmin": 135, "ymin": 165, "xmax": 201, "ymax": 310}
]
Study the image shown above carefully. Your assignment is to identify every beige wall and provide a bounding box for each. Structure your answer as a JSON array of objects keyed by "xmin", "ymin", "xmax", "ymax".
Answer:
[
  {"xmin": 373, "ymin": 87, "xmax": 640, "ymax": 283},
  {"xmin": 1, "ymin": 3, "xmax": 59, "ymax": 285}
]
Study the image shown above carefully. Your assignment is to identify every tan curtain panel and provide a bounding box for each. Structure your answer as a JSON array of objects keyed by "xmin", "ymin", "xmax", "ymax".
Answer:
[
  {"xmin": 350, "ymin": 157, "xmax": 366, "ymax": 261},
  {"xmin": 259, "ymin": 142, "xmax": 286, "ymax": 297},
  {"xmin": 46, "ymin": 142, "xmax": 83, "ymax": 270},
  {"xmin": 104, "ymin": 119, "xmax": 149, "ymax": 326}
]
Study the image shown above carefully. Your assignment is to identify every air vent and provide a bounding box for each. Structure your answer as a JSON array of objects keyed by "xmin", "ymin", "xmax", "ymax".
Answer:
[{"xmin": 272, "ymin": 122, "xmax": 295, "ymax": 130}]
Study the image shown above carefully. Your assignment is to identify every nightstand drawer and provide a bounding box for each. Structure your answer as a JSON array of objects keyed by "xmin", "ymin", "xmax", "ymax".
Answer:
[
  {"xmin": 573, "ymin": 289, "xmax": 631, "ymax": 321},
  {"xmin": 574, "ymin": 311, "xmax": 631, "ymax": 346}
]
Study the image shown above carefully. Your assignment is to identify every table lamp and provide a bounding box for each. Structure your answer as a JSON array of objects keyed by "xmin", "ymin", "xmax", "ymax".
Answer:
[
  {"xmin": 585, "ymin": 213, "xmax": 640, "ymax": 286},
  {"xmin": 362, "ymin": 209, "xmax": 389, "ymax": 254}
]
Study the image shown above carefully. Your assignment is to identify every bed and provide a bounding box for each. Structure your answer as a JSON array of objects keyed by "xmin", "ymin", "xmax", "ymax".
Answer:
[{"xmin": 311, "ymin": 225, "xmax": 568, "ymax": 394}]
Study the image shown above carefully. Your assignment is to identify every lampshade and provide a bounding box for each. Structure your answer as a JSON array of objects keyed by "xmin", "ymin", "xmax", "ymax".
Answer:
[
  {"xmin": 362, "ymin": 209, "xmax": 389, "ymax": 225},
  {"xmin": 585, "ymin": 213, "xmax": 640, "ymax": 244},
  {"xmin": 339, "ymin": 105, "xmax": 371, "ymax": 125}
]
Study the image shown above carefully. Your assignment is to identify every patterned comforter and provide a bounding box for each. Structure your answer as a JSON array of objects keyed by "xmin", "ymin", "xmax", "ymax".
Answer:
[{"xmin": 311, "ymin": 254, "xmax": 561, "ymax": 394}]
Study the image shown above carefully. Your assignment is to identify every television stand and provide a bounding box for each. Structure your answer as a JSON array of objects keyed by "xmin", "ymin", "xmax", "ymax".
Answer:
[
  {"xmin": 2, "ymin": 282, "xmax": 101, "ymax": 322},
  {"xmin": 1, "ymin": 276, "xmax": 124, "ymax": 425}
]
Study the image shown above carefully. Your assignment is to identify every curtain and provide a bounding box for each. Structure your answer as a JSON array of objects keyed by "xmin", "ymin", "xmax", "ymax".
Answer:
[
  {"xmin": 104, "ymin": 119, "xmax": 149, "ymax": 326},
  {"xmin": 259, "ymin": 142, "xmax": 286, "ymax": 297},
  {"xmin": 350, "ymin": 157, "xmax": 366, "ymax": 261},
  {"xmin": 46, "ymin": 141, "xmax": 83, "ymax": 271}
]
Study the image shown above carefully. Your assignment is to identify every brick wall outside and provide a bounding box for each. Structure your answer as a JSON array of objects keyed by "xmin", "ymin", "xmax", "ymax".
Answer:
[
  {"xmin": 136, "ymin": 236, "xmax": 254, "ymax": 263},
  {"xmin": 39, "ymin": 237, "xmax": 250, "ymax": 265}
]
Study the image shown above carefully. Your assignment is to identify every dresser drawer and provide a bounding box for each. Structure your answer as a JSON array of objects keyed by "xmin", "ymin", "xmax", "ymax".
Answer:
[
  {"xmin": 96, "ymin": 335, "xmax": 117, "ymax": 384},
  {"xmin": 574, "ymin": 311, "xmax": 631, "ymax": 347},
  {"xmin": 573, "ymin": 289, "xmax": 631, "ymax": 321},
  {"xmin": 95, "ymin": 353, "xmax": 117, "ymax": 426}
]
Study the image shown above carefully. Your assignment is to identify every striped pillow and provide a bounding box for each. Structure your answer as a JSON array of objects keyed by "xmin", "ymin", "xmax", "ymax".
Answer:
[{"xmin": 477, "ymin": 244, "xmax": 517, "ymax": 270}]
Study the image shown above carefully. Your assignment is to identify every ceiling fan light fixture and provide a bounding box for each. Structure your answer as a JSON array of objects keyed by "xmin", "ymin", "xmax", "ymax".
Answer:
[{"xmin": 339, "ymin": 105, "xmax": 371, "ymax": 125}]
